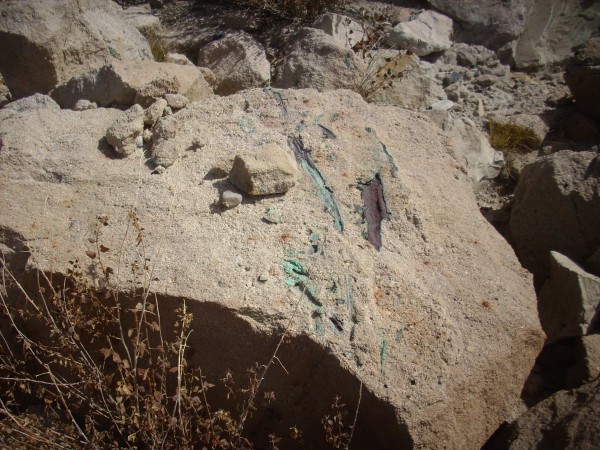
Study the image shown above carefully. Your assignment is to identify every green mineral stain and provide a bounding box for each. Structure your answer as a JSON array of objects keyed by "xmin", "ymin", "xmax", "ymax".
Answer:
[
  {"xmin": 298, "ymin": 159, "xmax": 344, "ymax": 231},
  {"xmin": 286, "ymin": 248, "xmax": 300, "ymax": 257},
  {"xmin": 395, "ymin": 322, "xmax": 408, "ymax": 343},
  {"xmin": 309, "ymin": 232, "xmax": 320, "ymax": 243},
  {"xmin": 312, "ymin": 113, "xmax": 324, "ymax": 123},
  {"xmin": 329, "ymin": 113, "xmax": 341, "ymax": 122},
  {"xmin": 282, "ymin": 259, "xmax": 322, "ymax": 306},
  {"xmin": 239, "ymin": 118, "xmax": 256, "ymax": 133},
  {"xmin": 380, "ymin": 340, "xmax": 389, "ymax": 372}
]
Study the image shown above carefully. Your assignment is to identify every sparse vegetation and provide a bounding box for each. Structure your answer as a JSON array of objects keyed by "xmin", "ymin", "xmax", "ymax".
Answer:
[
  {"xmin": 488, "ymin": 120, "xmax": 541, "ymax": 153},
  {"xmin": 144, "ymin": 27, "xmax": 170, "ymax": 62},
  {"xmin": 0, "ymin": 211, "xmax": 362, "ymax": 448},
  {"xmin": 228, "ymin": 0, "xmax": 349, "ymax": 21}
]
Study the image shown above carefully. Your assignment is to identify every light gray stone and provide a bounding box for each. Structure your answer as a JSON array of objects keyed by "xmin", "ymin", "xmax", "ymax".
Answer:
[
  {"xmin": 538, "ymin": 252, "xmax": 600, "ymax": 343},
  {"xmin": 51, "ymin": 61, "xmax": 212, "ymax": 109},
  {"xmin": 220, "ymin": 190, "xmax": 243, "ymax": 208},
  {"xmin": 164, "ymin": 93, "xmax": 189, "ymax": 109},
  {"xmin": 312, "ymin": 13, "xmax": 365, "ymax": 49},
  {"xmin": 427, "ymin": 0, "xmax": 530, "ymax": 49},
  {"xmin": 144, "ymin": 98, "xmax": 167, "ymax": 126},
  {"xmin": 4, "ymin": 94, "xmax": 59, "ymax": 112},
  {"xmin": 73, "ymin": 99, "xmax": 97, "ymax": 111},
  {"xmin": 197, "ymin": 31, "xmax": 270, "ymax": 95},
  {"xmin": 510, "ymin": 151, "xmax": 600, "ymax": 283},
  {"xmin": 229, "ymin": 144, "xmax": 300, "ymax": 196},
  {"xmin": 0, "ymin": 0, "xmax": 152, "ymax": 99},
  {"xmin": 165, "ymin": 52, "xmax": 194, "ymax": 66},
  {"xmin": 566, "ymin": 335, "xmax": 600, "ymax": 388},
  {"xmin": 386, "ymin": 11, "xmax": 453, "ymax": 56},
  {"xmin": 274, "ymin": 28, "xmax": 365, "ymax": 91},
  {"xmin": 105, "ymin": 104, "xmax": 145, "ymax": 157}
]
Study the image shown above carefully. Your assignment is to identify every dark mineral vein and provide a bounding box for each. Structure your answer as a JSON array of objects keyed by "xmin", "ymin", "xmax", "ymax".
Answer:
[
  {"xmin": 289, "ymin": 136, "xmax": 344, "ymax": 232},
  {"xmin": 360, "ymin": 173, "xmax": 389, "ymax": 250}
]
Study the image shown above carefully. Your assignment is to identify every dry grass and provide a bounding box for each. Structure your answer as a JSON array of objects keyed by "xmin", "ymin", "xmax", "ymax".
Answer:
[
  {"xmin": 0, "ymin": 211, "xmax": 363, "ymax": 448},
  {"xmin": 488, "ymin": 120, "xmax": 541, "ymax": 154}
]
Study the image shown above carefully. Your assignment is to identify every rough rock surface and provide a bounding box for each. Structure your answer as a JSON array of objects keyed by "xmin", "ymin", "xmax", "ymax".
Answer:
[
  {"xmin": 0, "ymin": 0, "xmax": 152, "ymax": 99},
  {"xmin": 51, "ymin": 61, "xmax": 213, "ymax": 109},
  {"xmin": 485, "ymin": 378, "xmax": 600, "ymax": 450},
  {"xmin": 0, "ymin": 89, "xmax": 543, "ymax": 449},
  {"xmin": 427, "ymin": 0, "xmax": 529, "ymax": 48},
  {"xmin": 313, "ymin": 13, "xmax": 365, "ymax": 49},
  {"xmin": 427, "ymin": 112, "xmax": 504, "ymax": 184},
  {"xmin": 3, "ymin": 94, "xmax": 60, "ymax": 112},
  {"xmin": 197, "ymin": 31, "xmax": 270, "ymax": 95},
  {"xmin": 120, "ymin": 4, "xmax": 161, "ymax": 35},
  {"xmin": 274, "ymin": 28, "xmax": 365, "ymax": 91},
  {"xmin": 144, "ymin": 98, "xmax": 168, "ymax": 126},
  {"xmin": 510, "ymin": 151, "xmax": 600, "ymax": 284},
  {"xmin": 363, "ymin": 51, "xmax": 446, "ymax": 109},
  {"xmin": 513, "ymin": 0, "xmax": 600, "ymax": 68},
  {"xmin": 566, "ymin": 334, "xmax": 600, "ymax": 388},
  {"xmin": 105, "ymin": 104, "xmax": 145, "ymax": 157},
  {"xmin": 565, "ymin": 37, "xmax": 600, "ymax": 122},
  {"xmin": 538, "ymin": 252, "xmax": 600, "ymax": 343},
  {"xmin": 229, "ymin": 144, "xmax": 300, "ymax": 195},
  {"xmin": 386, "ymin": 11, "xmax": 453, "ymax": 56}
]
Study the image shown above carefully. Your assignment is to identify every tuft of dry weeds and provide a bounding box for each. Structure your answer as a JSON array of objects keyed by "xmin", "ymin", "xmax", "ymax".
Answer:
[
  {"xmin": 488, "ymin": 120, "xmax": 541, "ymax": 154},
  {"xmin": 0, "ymin": 211, "xmax": 363, "ymax": 448}
]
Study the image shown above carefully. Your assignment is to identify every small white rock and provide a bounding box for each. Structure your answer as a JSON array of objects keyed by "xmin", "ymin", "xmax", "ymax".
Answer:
[
  {"xmin": 220, "ymin": 190, "xmax": 243, "ymax": 208},
  {"xmin": 163, "ymin": 106, "xmax": 173, "ymax": 116},
  {"xmin": 135, "ymin": 135, "xmax": 144, "ymax": 148}
]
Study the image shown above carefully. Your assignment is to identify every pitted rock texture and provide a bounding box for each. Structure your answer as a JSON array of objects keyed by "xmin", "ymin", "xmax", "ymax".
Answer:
[
  {"xmin": 0, "ymin": 89, "xmax": 543, "ymax": 449},
  {"xmin": 0, "ymin": 0, "xmax": 152, "ymax": 99}
]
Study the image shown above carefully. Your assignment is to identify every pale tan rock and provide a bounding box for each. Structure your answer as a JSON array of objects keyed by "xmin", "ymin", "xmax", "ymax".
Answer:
[
  {"xmin": 51, "ymin": 61, "xmax": 213, "ymax": 109},
  {"xmin": 105, "ymin": 104, "xmax": 145, "ymax": 156},
  {"xmin": 0, "ymin": 89, "xmax": 544, "ymax": 449},
  {"xmin": 197, "ymin": 31, "xmax": 270, "ymax": 95},
  {"xmin": 229, "ymin": 144, "xmax": 299, "ymax": 195},
  {"xmin": 144, "ymin": 98, "xmax": 167, "ymax": 126},
  {"xmin": 0, "ymin": 0, "xmax": 152, "ymax": 99},
  {"xmin": 538, "ymin": 252, "xmax": 600, "ymax": 343}
]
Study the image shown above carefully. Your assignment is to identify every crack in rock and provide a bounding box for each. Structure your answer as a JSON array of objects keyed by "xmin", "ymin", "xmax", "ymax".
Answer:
[{"xmin": 360, "ymin": 173, "xmax": 390, "ymax": 250}]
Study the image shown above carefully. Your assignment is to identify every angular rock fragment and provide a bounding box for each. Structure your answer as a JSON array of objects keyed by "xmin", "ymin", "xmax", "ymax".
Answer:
[
  {"xmin": 386, "ymin": 11, "xmax": 453, "ymax": 56},
  {"xmin": 144, "ymin": 98, "xmax": 168, "ymax": 126},
  {"xmin": 312, "ymin": 13, "xmax": 365, "ymax": 49},
  {"xmin": 0, "ymin": 0, "xmax": 152, "ymax": 99},
  {"xmin": 4, "ymin": 94, "xmax": 60, "ymax": 112},
  {"xmin": 220, "ymin": 190, "xmax": 242, "ymax": 208},
  {"xmin": 105, "ymin": 104, "xmax": 145, "ymax": 157},
  {"xmin": 51, "ymin": 61, "xmax": 212, "ymax": 109},
  {"xmin": 229, "ymin": 144, "xmax": 300, "ymax": 195},
  {"xmin": 164, "ymin": 93, "xmax": 189, "ymax": 109},
  {"xmin": 538, "ymin": 251, "xmax": 600, "ymax": 343},
  {"xmin": 73, "ymin": 99, "xmax": 97, "ymax": 111},
  {"xmin": 198, "ymin": 31, "xmax": 270, "ymax": 95}
]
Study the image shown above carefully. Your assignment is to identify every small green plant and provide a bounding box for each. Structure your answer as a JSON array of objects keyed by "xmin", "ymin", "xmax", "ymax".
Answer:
[{"xmin": 488, "ymin": 120, "xmax": 541, "ymax": 153}]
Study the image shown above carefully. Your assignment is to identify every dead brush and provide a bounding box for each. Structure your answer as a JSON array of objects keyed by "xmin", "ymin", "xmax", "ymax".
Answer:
[
  {"xmin": 0, "ymin": 210, "xmax": 364, "ymax": 448},
  {"xmin": 229, "ymin": 0, "xmax": 349, "ymax": 21},
  {"xmin": 0, "ymin": 211, "xmax": 252, "ymax": 448}
]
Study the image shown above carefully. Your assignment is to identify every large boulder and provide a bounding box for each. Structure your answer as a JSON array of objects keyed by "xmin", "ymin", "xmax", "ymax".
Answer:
[
  {"xmin": 0, "ymin": 89, "xmax": 543, "ymax": 449},
  {"xmin": 513, "ymin": 0, "xmax": 600, "ymax": 68},
  {"xmin": 427, "ymin": 0, "xmax": 531, "ymax": 48},
  {"xmin": 312, "ymin": 13, "xmax": 365, "ymax": 49},
  {"xmin": 538, "ymin": 252, "xmax": 600, "ymax": 343},
  {"xmin": 274, "ymin": 28, "xmax": 365, "ymax": 91},
  {"xmin": 509, "ymin": 151, "xmax": 600, "ymax": 285},
  {"xmin": 0, "ymin": 0, "xmax": 152, "ymax": 99},
  {"xmin": 3, "ymin": 94, "xmax": 60, "ymax": 112},
  {"xmin": 485, "ymin": 378, "xmax": 600, "ymax": 450},
  {"xmin": 50, "ymin": 61, "xmax": 213, "ymax": 109},
  {"xmin": 565, "ymin": 37, "xmax": 600, "ymax": 123},
  {"xmin": 197, "ymin": 32, "xmax": 270, "ymax": 95},
  {"xmin": 386, "ymin": 10, "xmax": 453, "ymax": 56},
  {"xmin": 360, "ymin": 51, "xmax": 447, "ymax": 109}
]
